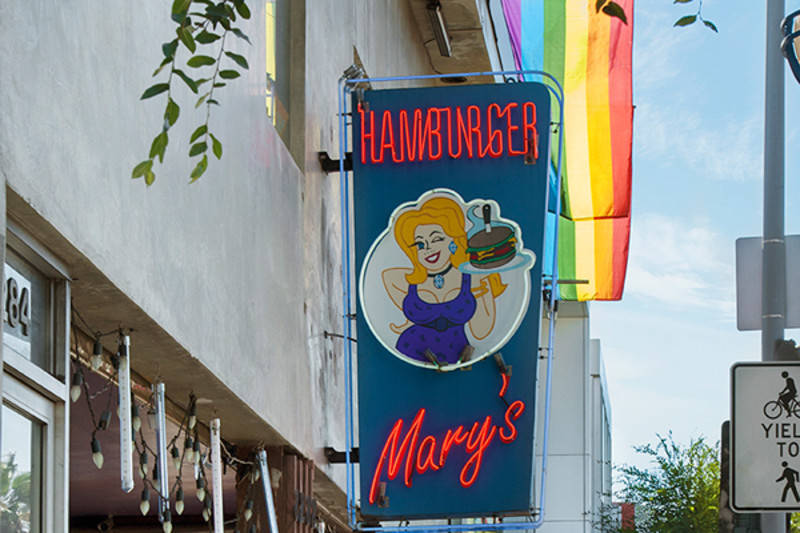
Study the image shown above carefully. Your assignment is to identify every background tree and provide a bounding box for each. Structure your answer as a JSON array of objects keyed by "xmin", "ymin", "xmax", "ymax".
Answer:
[{"xmin": 603, "ymin": 433, "xmax": 720, "ymax": 533}]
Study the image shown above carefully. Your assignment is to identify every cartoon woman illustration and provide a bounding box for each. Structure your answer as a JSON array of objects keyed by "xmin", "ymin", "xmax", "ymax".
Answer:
[{"xmin": 381, "ymin": 196, "xmax": 506, "ymax": 365}]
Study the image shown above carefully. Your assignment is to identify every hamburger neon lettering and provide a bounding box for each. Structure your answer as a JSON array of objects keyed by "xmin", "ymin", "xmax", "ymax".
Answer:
[
  {"xmin": 368, "ymin": 397, "xmax": 526, "ymax": 504},
  {"xmin": 358, "ymin": 101, "xmax": 539, "ymax": 165}
]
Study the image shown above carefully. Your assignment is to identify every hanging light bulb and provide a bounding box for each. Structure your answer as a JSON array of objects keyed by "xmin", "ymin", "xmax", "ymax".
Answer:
[
  {"xmin": 202, "ymin": 495, "xmax": 212, "ymax": 522},
  {"xmin": 91, "ymin": 437, "xmax": 104, "ymax": 469},
  {"xmin": 175, "ymin": 487, "xmax": 185, "ymax": 515},
  {"xmin": 171, "ymin": 445, "xmax": 181, "ymax": 471},
  {"xmin": 192, "ymin": 439, "xmax": 201, "ymax": 465},
  {"xmin": 184, "ymin": 436, "xmax": 194, "ymax": 464},
  {"xmin": 196, "ymin": 477, "xmax": 206, "ymax": 502},
  {"xmin": 131, "ymin": 403, "xmax": 142, "ymax": 433},
  {"xmin": 162, "ymin": 510, "xmax": 173, "ymax": 533},
  {"xmin": 98, "ymin": 410, "xmax": 111, "ymax": 431},
  {"xmin": 140, "ymin": 487, "xmax": 150, "ymax": 516},
  {"xmin": 139, "ymin": 451, "xmax": 148, "ymax": 479},
  {"xmin": 188, "ymin": 400, "xmax": 197, "ymax": 430},
  {"xmin": 90, "ymin": 338, "xmax": 103, "ymax": 370},
  {"xmin": 244, "ymin": 499, "xmax": 254, "ymax": 522},
  {"xmin": 70, "ymin": 371, "xmax": 83, "ymax": 402}
]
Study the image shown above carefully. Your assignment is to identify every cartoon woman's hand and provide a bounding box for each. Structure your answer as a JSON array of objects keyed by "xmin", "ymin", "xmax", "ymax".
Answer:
[
  {"xmin": 471, "ymin": 273, "xmax": 507, "ymax": 299},
  {"xmin": 390, "ymin": 319, "xmax": 412, "ymax": 334}
]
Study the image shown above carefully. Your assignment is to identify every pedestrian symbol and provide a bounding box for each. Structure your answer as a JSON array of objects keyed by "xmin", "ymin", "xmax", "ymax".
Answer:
[{"xmin": 778, "ymin": 461, "xmax": 800, "ymax": 502}]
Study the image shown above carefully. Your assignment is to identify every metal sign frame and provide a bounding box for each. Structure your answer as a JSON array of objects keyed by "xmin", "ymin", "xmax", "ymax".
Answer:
[
  {"xmin": 337, "ymin": 68, "xmax": 564, "ymax": 532},
  {"xmin": 731, "ymin": 361, "xmax": 800, "ymax": 512}
]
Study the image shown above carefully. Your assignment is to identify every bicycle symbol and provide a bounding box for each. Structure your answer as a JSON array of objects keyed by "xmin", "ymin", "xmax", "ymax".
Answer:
[{"xmin": 764, "ymin": 396, "xmax": 800, "ymax": 419}]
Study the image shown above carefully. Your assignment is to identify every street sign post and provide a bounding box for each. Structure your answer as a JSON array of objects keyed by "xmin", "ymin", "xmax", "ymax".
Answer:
[{"xmin": 732, "ymin": 362, "xmax": 800, "ymax": 511}]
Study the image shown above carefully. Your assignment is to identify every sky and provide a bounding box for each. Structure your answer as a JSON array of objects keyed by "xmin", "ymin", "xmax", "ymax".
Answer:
[{"xmin": 589, "ymin": 0, "xmax": 800, "ymax": 473}]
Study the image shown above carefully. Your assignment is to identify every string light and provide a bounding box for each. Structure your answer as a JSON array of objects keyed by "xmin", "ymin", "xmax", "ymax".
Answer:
[
  {"xmin": 91, "ymin": 338, "xmax": 103, "ymax": 370},
  {"xmin": 171, "ymin": 445, "xmax": 181, "ymax": 471},
  {"xmin": 192, "ymin": 439, "xmax": 201, "ymax": 465},
  {"xmin": 196, "ymin": 477, "xmax": 206, "ymax": 502},
  {"xmin": 139, "ymin": 451, "xmax": 148, "ymax": 479},
  {"xmin": 188, "ymin": 399, "xmax": 197, "ymax": 430},
  {"xmin": 132, "ymin": 403, "xmax": 142, "ymax": 432},
  {"xmin": 91, "ymin": 437, "xmax": 104, "ymax": 469},
  {"xmin": 140, "ymin": 488, "xmax": 150, "ymax": 516},
  {"xmin": 244, "ymin": 499, "xmax": 254, "ymax": 522},
  {"xmin": 98, "ymin": 410, "xmax": 111, "ymax": 431},
  {"xmin": 70, "ymin": 371, "xmax": 83, "ymax": 402},
  {"xmin": 184, "ymin": 436, "xmax": 194, "ymax": 464},
  {"xmin": 162, "ymin": 510, "xmax": 173, "ymax": 533},
  {"xmin": 175, "ymin": 487, "xmax": 185, "ymax": 515},
  {"xmin": 202, "ymin": 495, "xmax": 212, "ymax": 522}
]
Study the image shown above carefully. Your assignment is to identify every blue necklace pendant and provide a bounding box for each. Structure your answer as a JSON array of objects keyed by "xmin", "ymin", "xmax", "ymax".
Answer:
[{"xmin": 433, "ymin": 274, "xmax": 444, "ymax": 289}]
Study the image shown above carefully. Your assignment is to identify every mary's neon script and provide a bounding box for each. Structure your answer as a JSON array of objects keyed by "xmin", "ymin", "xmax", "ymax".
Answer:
[
  {"xmin": 368, "ymin": 398, "xmax": 525, "ymax": 504},
  {"xmin": 358, "ymin": 101, "xmax": 539, "ymax": 165}
]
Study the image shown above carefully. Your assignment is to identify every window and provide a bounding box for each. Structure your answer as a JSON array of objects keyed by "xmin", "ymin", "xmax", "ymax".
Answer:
[{"xmin": 1, "ymin": 222, "xmax": 70, "ymax": 533}]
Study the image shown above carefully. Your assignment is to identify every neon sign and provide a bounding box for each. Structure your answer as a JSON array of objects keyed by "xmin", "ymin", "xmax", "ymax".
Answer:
[
  {"xmin": 358, "ymin": 102, "xmax": 539, "ymax": 165},
  {"xmin": 369, "ymin": 379, "xmax": 525, "ymax": 504}
]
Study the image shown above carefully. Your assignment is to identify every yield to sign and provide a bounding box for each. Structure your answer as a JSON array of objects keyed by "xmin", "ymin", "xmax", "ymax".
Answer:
[{"xmin": 732, "ymin": 362, "xmax": 800, "ymax": 511}]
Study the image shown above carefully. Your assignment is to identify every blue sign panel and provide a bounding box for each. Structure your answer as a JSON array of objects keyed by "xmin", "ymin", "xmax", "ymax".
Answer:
[{"xmin": 353, "ymin": 82, "xmax": 550, "ymax": 520}]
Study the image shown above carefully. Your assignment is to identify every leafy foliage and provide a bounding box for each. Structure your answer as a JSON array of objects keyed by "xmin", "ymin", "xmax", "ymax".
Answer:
[
  {"xmin": 0, "ymin": 454, "xmax": 32, "ymax": 532},
  {"xmin": 671, "ymin": 0, "xmax": 717, "ymax": 33},
  {"xmin": 134, "ymin": 0, "xmax": 252, "ymax": 186},
  {"xmin": 606, "ymin": 433, "xmax": 720, "ymax": 533}
]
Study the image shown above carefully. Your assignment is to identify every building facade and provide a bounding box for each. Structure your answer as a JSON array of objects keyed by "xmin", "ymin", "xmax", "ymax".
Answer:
[{"xmin": 0, "ymin": 1, "xmax": 612, "ymax": 532}]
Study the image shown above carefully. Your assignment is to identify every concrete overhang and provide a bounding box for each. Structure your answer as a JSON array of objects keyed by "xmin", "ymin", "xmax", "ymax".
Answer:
[{"xmin": 407, "ymin": 0, "xmax": 502, "ymax": 84}]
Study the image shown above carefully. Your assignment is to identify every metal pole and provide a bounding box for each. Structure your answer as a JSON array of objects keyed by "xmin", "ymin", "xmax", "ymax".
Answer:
[{"xmin": 762, "ymin": 0, "xmax": 786, "ymax": 531}]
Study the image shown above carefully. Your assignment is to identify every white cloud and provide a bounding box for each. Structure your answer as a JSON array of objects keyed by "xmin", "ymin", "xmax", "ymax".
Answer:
[
  {"xmin": 624, "ymin": 213, "xmax": 736, "ymax": 316},
  {"xmin": 634, "ymin": 102, "xmax": 761, "ymax": 183}
]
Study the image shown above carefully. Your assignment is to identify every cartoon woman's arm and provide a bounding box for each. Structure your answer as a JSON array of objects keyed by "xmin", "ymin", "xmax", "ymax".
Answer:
[
  {"xmin": 382, "ymin": 268, "xmax": 412, "ymax": 309},
  {"xmin": 468, "ymin": 274, "xmax": 507, "ymax": 340}
]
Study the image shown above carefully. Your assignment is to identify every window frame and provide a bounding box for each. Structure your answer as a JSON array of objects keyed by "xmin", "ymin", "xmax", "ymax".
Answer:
[{"xmin": 2, "ymin": 220, "xmax": 70, "ymax": 533}]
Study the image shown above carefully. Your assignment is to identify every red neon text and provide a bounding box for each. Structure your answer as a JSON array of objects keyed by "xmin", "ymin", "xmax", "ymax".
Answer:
[
  {"xmin": 368, "ymin": 398, "xmax": 526, "ymax": 504},
  {"xmin": 358, "ymin": 101, "xmax": 538, "ymax": 165}
]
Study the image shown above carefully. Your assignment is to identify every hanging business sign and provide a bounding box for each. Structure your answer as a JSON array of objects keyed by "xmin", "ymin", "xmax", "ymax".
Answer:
[
  {"xmin": 353, "ymin": 81, "xmax": 551, "ymax": 520},
  {"xmin": 731, "ymin": 362, "xmax": 800, "ymax": 511}
]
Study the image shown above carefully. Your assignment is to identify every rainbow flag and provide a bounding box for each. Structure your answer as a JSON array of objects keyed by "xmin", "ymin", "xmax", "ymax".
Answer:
[{"xmin": 501, "ymin": 0, "xmax": 633, "ymax": 301}]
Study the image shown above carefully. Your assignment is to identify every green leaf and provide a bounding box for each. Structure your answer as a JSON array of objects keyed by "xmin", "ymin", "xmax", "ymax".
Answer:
[
  {"xmin": 225, "ymin": 51, "xmax": 249, "ymax": 69},
  {"xmin": 141, "ymin": 83, "xmax": 169, "ymax": 100},
  {"xmin": 224, "ymin": 4, "xmax": 237, "ymax": 21},
  {"xmin": 195, "ymin": 30, "xmax": 221, "ymax": 44},
  {"xmin": 173, "ymin": 69, "xmax": 199, "ymax": 94},
  {"xmin": 149, "ymin": 132, "xmax": 169, "ymax": 163},
  {"xmin": 213, "ymin": 82, "xmax": 226, "ymax": 88},
  {"xmin": 177, "ymin": 26, "xmax": 196, "ymax": 53},
  {"xmin": 190, "ymin": 125, "xmax": 208, "ymax": 143},
  {"xmin": 601, "ymin": 2, "xmax": 627, "ymax": 24},
  {"xmin": 231, "ymin": 28, "xmax": 251, "ymax": 44},
  {"xmin": 673, "ymin": 0, "xmax": 693, "ymax": 3},
  {"xmin": 189, "ymin": 141, "xmax": 207, "ymax": 156},
  {"xmin": 674, "ymin": 14, "xmax": 697, "ymax": 26},
  {"xmin": 234, "ymin": 0, "xmax": 251, "ymax": 19},
  {"xmin": 703, "ymin": 19, "xmax": 718, "ymax": 32},
  {"xmin": 145, "ymin": 169, "xmax": 156, "ymax": 186},
  {"xmin": 205, "ymin": 5, "xmax": 228, "ymax": 18},
  {"xmin": 165, "ymin": 98, "xmax": 180, "ymax": 127},
  {"xmin": 131, "ymin": 159, "xmax": 153, "ymax": 179},
  {"xmin": 187, "ymin": 55, "xmax": 216, "ymax": 67},
  {"xmin": 190, "ymin": 154, "xmax": 208, "ymax": 182},
  {"xmin": 152, "ymin": 57, "xmax": 172, "ymax": 77},
  {"xmin": 595, "ymin": 0, "xmax": 606, "ymax": 13},
  {"xmin": 219, "ymin": 70, "xmax": 240, "ymax": 79},
  {"xmin": 162, "ymin": 39, "xmax": 179, "ymax": 59},
  {"xmin": 210, "ymin": 133, "xmax": 223, "ymax": 159},
  {"xmin": 207, "ymin": 99, "xmax": 220, "ymax": 105},
  {"xmin": 171, "ymin": 0, "xmax": 191, "ymax": 14},
  {"xmin": 195, "ymin": 92, "xmax": 210, "ymax": 108}
]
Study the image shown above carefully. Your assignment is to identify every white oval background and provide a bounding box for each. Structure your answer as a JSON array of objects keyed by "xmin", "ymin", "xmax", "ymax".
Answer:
[{"xmin": 359, "ymin": 189, "xmax": 534, "ymax": 371}]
